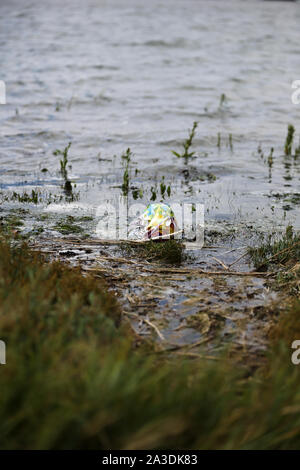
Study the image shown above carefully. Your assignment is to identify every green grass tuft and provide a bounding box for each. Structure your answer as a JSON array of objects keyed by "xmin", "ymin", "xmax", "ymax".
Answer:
[
  {"xmin": 248, "ymin": 225, "xmax": 300, "ymax": 271},
  {"xmin": 123, "ymin": 239, "xmax": 184, "ymax": 264}
]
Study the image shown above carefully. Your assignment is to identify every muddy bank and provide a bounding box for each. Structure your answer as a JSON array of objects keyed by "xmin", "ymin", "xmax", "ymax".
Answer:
[{"xmin": 24, "ymin": 232, "xmax": 276, "ymax": 362}]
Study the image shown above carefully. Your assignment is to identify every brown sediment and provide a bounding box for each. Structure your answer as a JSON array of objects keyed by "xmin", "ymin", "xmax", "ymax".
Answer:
[{"xmin": 26, "ymin": 235, "xmax": 276, "ymax": 360}]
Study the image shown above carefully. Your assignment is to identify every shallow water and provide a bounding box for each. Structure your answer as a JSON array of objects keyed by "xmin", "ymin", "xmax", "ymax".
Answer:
[
  {"xmin": 1, "ymin": 0, "xmax": 300, "ymax": 226},
  {"xmin": 1, "ymin": 0, "xmax": 300, "ymax": 352}
]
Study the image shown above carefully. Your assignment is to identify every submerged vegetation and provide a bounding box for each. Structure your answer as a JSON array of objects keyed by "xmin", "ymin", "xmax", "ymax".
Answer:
[
  {"xmin": 228, "ymin": 133, "xmax": 233, "ymax": 151},
  {"xmin": 285, "ymin": 124, "xmax": 295, "ymax": 156},
  {"xmin": 217, "ymin": 132, "xmax": 233, "ymax": 151},
  {"xmin": 284, "ymin": 124, "xmax": 300, "ymax": 157},
  {"xmin": 1, "ymin": 231, "xmax": 300, "ymax": 449},
  {"xmin": 0, "ymin": 189, "xmax": 80, "ymax": 205},
  {"xmin": 53, "ymin": 215, "xmax": 87, "ymax": 235},
  {"xmin": 219, "ymin": 92, "xmax": 228, "ymax": 110}
]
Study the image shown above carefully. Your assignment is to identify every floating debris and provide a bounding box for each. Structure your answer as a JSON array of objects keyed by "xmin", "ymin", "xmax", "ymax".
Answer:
[{"xmin": 128, "ymin": 203, "xmax": 179, "ymax": 241}]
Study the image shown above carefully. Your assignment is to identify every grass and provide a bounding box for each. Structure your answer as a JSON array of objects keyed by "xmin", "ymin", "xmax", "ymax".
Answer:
[
  {"xmin": 123, "ymin": 239, "xmax": 184, "ymax": 264},
  {"xmin": 248, "ymin": 226, "xmax": 300, "ymax": 296},
  {"xmin": 0, "ymin": 213, "xmax": 24, "ymax": 234},
  {"xmin": 1, "ymin": 230, "xmax": 300, "ymax": 449},
  {"xmin": 248, "ymin": 225, "xmax": 300, "ymax": 271}
]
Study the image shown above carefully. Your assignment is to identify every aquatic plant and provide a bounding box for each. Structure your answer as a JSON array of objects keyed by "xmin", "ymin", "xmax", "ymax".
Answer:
[
  {"xmin": 53, "ymin": 142, "xmax": 73, "ymax": 192},
  {"xmin": 0, "ymin": 189, "xmax": 79, "ymax": 205},
  {"xmin": 121, "ymin": 147, "xmax": 132, "ymax": 165},
  {"xmin": 172, "ymin": 121, "xmax": 198, "ymax": 161},
  {"xmin": 53, "ymin": 142, "xmax": 72, "ymax": 180},
  {"xmin": 160, "ymin": 176, "xmax": 166, "ymax": 198},
  {"xmin": 228, "ymin": 133, "xmax": 233, "ymax": 151},
  {"xmin": 268, "ymin": 148, "xmax": 274, "ymax": 168},
  {"xmin": 284, "ymin": 125, "xmax": 295, "ymax": 156},
  {"xmin": 150, "ymin": 186, "xmax": 157, "ymax": 201},
  {"xmin": 132, "ymin": 188, "xmax": 143, "ymax": 200},
  {"xmin": 12, "ymin": 189, "xmax": 39, "ymax": 204},
  {"xmin": 121, "ymin": 148, "xmax": 133, "ymax": 196},
  {"xmin": 53, "ymin": 215, "xmax": 86, "ymax": 235},
  {"xmin": 219, "ymin": 93, "xmax": 227, "ymax": 109},
  {"xmin": 295, "ymin": 137, "xmax": 300, "ymax": 158},
  {"xmin": 204, "ymin": 172, "xmax": 216, "ymax": 182}
]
